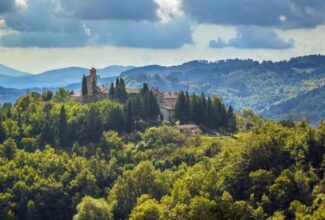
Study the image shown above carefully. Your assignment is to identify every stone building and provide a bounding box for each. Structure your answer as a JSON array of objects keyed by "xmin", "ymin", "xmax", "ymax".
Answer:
[
  {"xmin": 72, "ymin": 67, "xmax": 109, "ymax": 102},
  {"xmin": 86, "ymin": 67, "xmax": 97, "ymax": 96},
  {"xmin": 151, "ymin": 88, "xmax": 179, "ymax": 122}
]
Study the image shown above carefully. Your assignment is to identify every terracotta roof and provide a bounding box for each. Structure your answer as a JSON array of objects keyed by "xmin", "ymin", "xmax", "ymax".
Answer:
[
  {"xmin": 71, "ymin": 92, "xmax": 82, "ymax": 97},
  {"xmin": 163, "ymin": 92, "xmax": 179, "ymax": 99},
  {"xmin": 126, "ymin": 88, "xmax": 141, "ymax": 94}
]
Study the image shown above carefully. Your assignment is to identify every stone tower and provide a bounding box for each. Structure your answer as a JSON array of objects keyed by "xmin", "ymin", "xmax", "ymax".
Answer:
[{"xmin": 86, "ymin": 67, "xmax": 97, "ymax": 95}]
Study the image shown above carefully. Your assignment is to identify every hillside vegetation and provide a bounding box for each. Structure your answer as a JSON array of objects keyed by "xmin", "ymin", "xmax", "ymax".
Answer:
[
  {"xmin": 1, "ymin": 55, "xmax": 325, "ymax": 122},
  {"xmin": 0, "ymin": 91, "xmax": 324, "ymax": 219},
  {"xmin": 262, "ymin": 86, "xmax": 325, "ymax": 124},
  {"xmin": 123, "ymin": 55, "xmax": 325, "ymax": 121}
]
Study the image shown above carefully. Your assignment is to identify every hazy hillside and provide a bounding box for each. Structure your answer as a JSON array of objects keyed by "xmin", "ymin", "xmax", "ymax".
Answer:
[
  {"xmin": 123, "ymin": 55, "xmax": 325, "ymax": 117},
  {"xmin": 0, "ymin": 64, "xmax": 31, "ymax": 77},
  {"xmin": 0, "ymin": 65, "xmax": 132, "ymax": 89},
  {"xmin": 262, "ymin": 86, "xmax": 325, "ymax": 124},
  {"xmin": 0, "ymin": 86, "xmax": 45, "ymax": 104},
  {"xmin": 0, "ymin": 55, "xmax": 324, "ymax": 123}
]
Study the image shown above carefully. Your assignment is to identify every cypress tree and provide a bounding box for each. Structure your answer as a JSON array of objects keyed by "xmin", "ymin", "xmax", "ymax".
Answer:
[
  {"xmin": 148, "ymin": 91, "xmax": 160, "ymax": 121},
  {"xmin": 119, "ymin": 78, "xmax": 128, "ymax": 102},
  {"xmin": 200, "ymin": 93, "xmax": 207, "ymax": 125},
  {"xmin": 114, "ymin": 78, "xmax": 127, "ymax": 103},
  {"xmin": 109, "ymin": 82, "xmax": 115, "ymax": 99},
  {"xmin": 191, "ymin": 94, "xmax": 201, "ymax": 124},
  {"xmin": 125, "ymin": 100, "xmax": 135, "ymax": 132},
  {"xmin": 107, "ymin": 108, "xmax": 125, "ymax": 133},
  {"xmin": 184, "ymin": 91, "xmax": 190, "ymax": 122},
  {"xmin": 140, "ymin": 83, "xmax": 149, "ymax": 96},
  {"xmin": 58, "ymin": 105, "xmax": 68, "ymax": 148},
  {"xmin": 175, "ymin": 91, "xmax": 187, "ymax": 123},
  {"xmin": 85, "ymin": 106, "xmax": 102, "ymax": 142},
  {"xmin": 82, "ymin": 75, "xmax": 88, "ymax": 97},
  {"xmin": 206, "ymin": 97, "xmax": 215, "ymax": 129},
  {"xmin": 0, "ymin": 122, "xmax": 6, "ymax": 144},
  {"xmin": 226, "ymin": 106, "xmax": 237, "ymax": 134}
]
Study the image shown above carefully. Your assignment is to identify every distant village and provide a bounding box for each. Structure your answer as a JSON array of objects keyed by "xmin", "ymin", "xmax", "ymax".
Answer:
[{"xmin": 71, "ymin": 68, "xmax": 203, "ymax": 135}]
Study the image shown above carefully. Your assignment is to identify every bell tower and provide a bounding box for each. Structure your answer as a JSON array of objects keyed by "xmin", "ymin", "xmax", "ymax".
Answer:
[{"xmin": 90, "ymin": 67, "xmax": 97, "ymax": 85}]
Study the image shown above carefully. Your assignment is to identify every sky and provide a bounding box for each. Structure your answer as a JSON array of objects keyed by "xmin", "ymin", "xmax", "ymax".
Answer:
[{"xmin": 0, "ymin": 0, "xmax": 325, "ymax": 73}]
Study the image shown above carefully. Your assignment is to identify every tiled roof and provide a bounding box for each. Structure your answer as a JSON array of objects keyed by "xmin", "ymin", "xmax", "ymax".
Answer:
[
  {"xmin": 71, "ymin": 92, "xmax": 82, "ymax": 97},
  {"xmin": 126, "ymin": 88, "xmax": 141, "ymax": 94},
  {"xmin": 163, "ymin": 92, "xmax": 179, "ymax": 99}
]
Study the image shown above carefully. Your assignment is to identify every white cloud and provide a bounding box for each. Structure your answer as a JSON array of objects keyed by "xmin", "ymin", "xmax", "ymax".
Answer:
[
  {"xmin": 15, "ymin": 0, "xmax": 28, "ymax": 11},
  {"xmin": 155, "ymin": 0, "xmax": 183, "ymax": 22},
  {"xmin": 0, "ymin": 20, "xmax": 6, "ymax": 29},
  {"xmin": 279, "ymin": 15, "xmax": 287, "ymax": 22}
]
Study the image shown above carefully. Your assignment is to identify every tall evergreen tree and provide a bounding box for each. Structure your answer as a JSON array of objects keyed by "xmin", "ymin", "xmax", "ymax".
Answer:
[
  {"xmin": 184, "ymin": 91, "xmax": 190, "ymax": 122},
  {"xmin": 0, "ymin": 122, "xmax": 6, "ymax": 144},
  {"xmin": 175, "ymin": 91, "xmax": 187, "ymax": 123},
  {"xmin": 82, "ymin": 75, "xmax": 88, "ymax": 97},
  {"xmin": 226, "ymin": 106, "xmax": 237, "ymax": 134},
  {"xmin": 140, "ymin": 83, "xmax": 149, "ymax": 96},
  {"xmin": 58, "ymin": 105, "xmax": 68, "ymax": 148},
  {"xmin": 109, "ymin": 82, "xmax": 115, "ymax": 99},
  {"xmin": 148, "ymin": 91, "xmax": 160, "ymax": 121},
  {"xmin": 206, "ymin": 97, "xmax": 215, "ymax": 129},
  {"xmin": 125, "ymin": 100, "xmax": 135, "ymax": 132},
  {"xmin": 107, "ymin": 108, "xmax": 125, "ymax": 133},
  {"xmin": 191, "ymin": 94, "xmax": 201, "ymax": 124},
  {"xmin": 115, "ymin": 78, "xmax": 127, "ymax": 103},
  {"xmin": 82, "ymin": 106, "xmax": 103, "ymax": 143}
]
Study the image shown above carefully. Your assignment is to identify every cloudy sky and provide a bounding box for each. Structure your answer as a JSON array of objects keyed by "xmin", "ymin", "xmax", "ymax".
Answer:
[{"xmin": 0, "ymin": 0, "xmax": 325, "ymax": 73}]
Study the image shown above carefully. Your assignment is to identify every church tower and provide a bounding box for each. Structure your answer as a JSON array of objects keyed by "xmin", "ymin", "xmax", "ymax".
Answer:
[{"xmin": 86, "ymin": 67, "xmax": 97, "ymax": 96}]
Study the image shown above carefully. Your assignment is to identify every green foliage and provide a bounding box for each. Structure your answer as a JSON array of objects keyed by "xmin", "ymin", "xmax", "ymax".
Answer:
[
  {"xmin": 0, "ymin": 91, "xmax": 324, "ymax": 219},
  {"xmin": 175, "ymin": 92, "xmax": 236, "ymax": 133},
  {"xmin": 73, "ymin": 196, "xmax": 113, "ymax": 220}
]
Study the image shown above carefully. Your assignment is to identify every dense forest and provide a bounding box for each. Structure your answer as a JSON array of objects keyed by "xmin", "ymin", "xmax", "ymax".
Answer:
[{"xmin": 0, "ymin": 88, "xmax": 324, "ymax": 219}]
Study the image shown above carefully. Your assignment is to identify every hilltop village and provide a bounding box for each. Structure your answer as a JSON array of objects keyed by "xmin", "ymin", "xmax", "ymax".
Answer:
[
  {"xmin": 71, "ymin": 67, "xmax": 237, "ymax": 135},
  {"xmin": 72, "ymin": 68, "xmax": 179, "ymax": 122}
]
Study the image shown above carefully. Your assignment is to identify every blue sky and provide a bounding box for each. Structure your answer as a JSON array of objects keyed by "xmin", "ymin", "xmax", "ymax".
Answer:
[{"xmin": 0, "ymin": 0, "xmax": 325, "ymax": 73}]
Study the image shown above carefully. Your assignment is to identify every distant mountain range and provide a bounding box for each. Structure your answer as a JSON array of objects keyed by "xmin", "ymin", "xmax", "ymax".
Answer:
[
  {"xmin": 0, "ymin": 64, "xmax": 31, "ymax": 77},
  {"xmin": 0, "ymin": 55, "xmax": 324, "ymax": 123},
  {"xmin": 262, "ymin": 86, "xmax": 325, "ymax": 124},
  {"xmin": 0, "ymin": 65, "xmax": 133, "ymax": 89}
]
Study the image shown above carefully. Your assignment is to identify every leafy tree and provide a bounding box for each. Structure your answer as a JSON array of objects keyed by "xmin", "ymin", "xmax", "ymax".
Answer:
[
  {"xmin": 129, "ymin": 195, "xmax": 163, "ymax": 220},
  {"xmin": 73, "ymin": 196, "xmax": 113, "ymax": 220},
  {"xmin": 42, "ymin": 90, "xmax": 54, "ymax": 101},
  {"xmin": 108, "ymin": 162, "xmax": 164, "ymax": 219},
  {"xmin": 0, "ymin": 138, "xmax": 17, "ymax": 159}
]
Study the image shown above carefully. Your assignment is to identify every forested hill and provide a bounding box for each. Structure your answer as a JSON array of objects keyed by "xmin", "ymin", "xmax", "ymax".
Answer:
[
  {"xmin": 262, "ymin": 86, "xmax": 325, "ymax": 124},
  {"xmin": 122, "ymin": 55, "xmax": 325, "ymax": 122},
  {"xmin": 0, "ymin": 55, "xmax": 325, "ymax": 123},
  {"xmin": 0, "ymin": 90, "xmax": 324, "ymax": 219}
]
